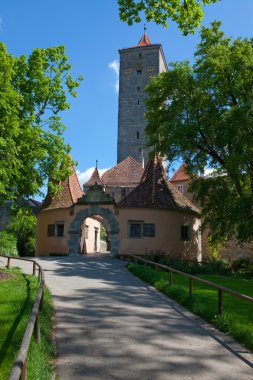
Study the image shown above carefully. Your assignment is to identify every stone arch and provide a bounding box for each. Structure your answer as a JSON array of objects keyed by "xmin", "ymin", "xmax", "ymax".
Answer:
[{"xmin": 68, "ymin": 206, "xmax": 120, "ymax": 257}]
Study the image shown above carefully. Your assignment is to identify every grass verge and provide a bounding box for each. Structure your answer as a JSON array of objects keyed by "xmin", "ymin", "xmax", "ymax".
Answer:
[
  {"xmin": 0, "ymin": 267, "xmax": 55, "ymax": 380},
  {"xmin": 127, "ymin": 264, "xmax": 253, "ymax": 351}
]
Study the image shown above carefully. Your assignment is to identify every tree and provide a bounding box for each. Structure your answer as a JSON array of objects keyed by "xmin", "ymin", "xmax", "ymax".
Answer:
[
  {"xmin": 0, "ymin": 231, "xmax": 18, "ymax": 256},
  {"xmin": 7, "ymin": 207, "xmax": 37, "ymax": 256},
  {"xmin": 145, "ymin": 22, "xmax": 253, "ymax": 243},
  {"xmin": 0, "ymin": 43, "xmax": 82, "ymax": 205},
  {"xmin": 118, "ymin": 0, "xmax": 220, "ymax": 35}
]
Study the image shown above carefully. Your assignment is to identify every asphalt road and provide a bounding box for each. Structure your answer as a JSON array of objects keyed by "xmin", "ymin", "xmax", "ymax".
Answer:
[{"xmin": 2, "ymin": 255, "xmax": 253, "ymax": 380}]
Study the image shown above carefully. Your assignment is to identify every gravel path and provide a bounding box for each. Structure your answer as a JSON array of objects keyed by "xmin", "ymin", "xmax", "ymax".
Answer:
[{"xmin": 1, "ymin": 255, "xmax": 253, "ymax": 380}]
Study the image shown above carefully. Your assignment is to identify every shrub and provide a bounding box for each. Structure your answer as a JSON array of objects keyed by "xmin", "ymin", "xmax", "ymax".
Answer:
[{"xmin": 0, "ymin": 231, "xmax": 18, "ymax": 256}]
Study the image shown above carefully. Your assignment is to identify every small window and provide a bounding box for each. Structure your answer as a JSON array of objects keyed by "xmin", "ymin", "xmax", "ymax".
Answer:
[
  {"xmin": 139, "ymin": 53, "xmax": 142, "ymax": 59},
  {"xmin": 47, "ymin": 224, "xmax": 55, "ymax": 237},
  {"xmin": 136, "ymin": 69, "xmax": 142, "ymax": 75},
  {"xmin": 121, "ymin": 188, "xmax": 126, "ymax": 197},
  {"xmin": 181, "ymin": 225, "xmax": 189, "ymax": 240},
  {"xmin": 137, "ymin": 99, "xmax": 140, "ymax": 106},
  {"xmin": 56, "ymin": 223, "xmax": 64, "ymax": 237},
  {"xmin": 137, "ymin": 86, "xmax": 140, "ymax": 91},
  {"xmin": 177, "ymin": 185, "xmax": 184, "ymax": 194},
  {"xmin": 143, "ymin": 223, "xmax": 155, "ymax": 237},
  {"xmin": 85, "ymin": 225, "xmax": 89, "ymax": 239},
  {"xmin": 129, "ymin": 223, "xmax": 142, "ymax": 238},
  {"xmin": 137, "ymin": 131, "xmax": 139, "ymax": 139}
]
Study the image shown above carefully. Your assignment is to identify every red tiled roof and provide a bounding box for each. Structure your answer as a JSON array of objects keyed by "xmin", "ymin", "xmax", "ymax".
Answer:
[
  {"xmin": 41, "ymin": 166, "xmax": 83, "ymax": 210},
  {"xmin": 101, "ymin": 156, "xmax": 144, "ymax": 187},
  {"xmin": 137, "ymin": 33, "xmax": 152, "ymax": 47},
  {"xmin": 85, "ymin": 168, "xmax": 104, "ymax": 187},
  {"xmin": 118, "ymin": 157, "xmax": 199, "ymax": 213},
  {"xmin": 170, "ymin": 163, "xmax": 189, "ymax": 182}
]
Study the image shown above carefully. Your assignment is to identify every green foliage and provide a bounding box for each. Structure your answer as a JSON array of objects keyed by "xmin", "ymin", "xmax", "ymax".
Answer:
[
  {"xmin": 128, "ymin": 264, "xmax": 253, "ymax": 350},
  {"xmin": 0, "ymin": 231, "xmax": 18, "ymax": 256},
  {"xmin": 145, "ymin": 22, "xmax": 253, "ymax": 243},
  {"xmin": 7, "ymin": 207, "xmax": 37, "ymax": 256},
  {"xmin": 100, "ymin": 225, "xmax": 108, "ymax": 241},
  {"xmin": 0, "ymin": 43, "xmax": 82, "ymax": 205},
  {"xmin": 118, "ymin": 0, "xmax": 219, "ymax": 35}
]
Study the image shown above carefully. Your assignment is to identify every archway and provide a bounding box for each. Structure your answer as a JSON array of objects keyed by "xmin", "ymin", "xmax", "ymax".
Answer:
[{"xmin": 68, "ymin": 206, "xmax": 120, "ymax": 257}]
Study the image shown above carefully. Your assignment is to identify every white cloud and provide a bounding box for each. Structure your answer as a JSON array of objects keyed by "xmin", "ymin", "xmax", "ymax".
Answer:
[
  {"xmin": 76, "ymin": 167, "xmax": 110, "ymax": 186},
  {"xmin": 108, "ymin": 59, "xmax": 119, "ymax": 93}
]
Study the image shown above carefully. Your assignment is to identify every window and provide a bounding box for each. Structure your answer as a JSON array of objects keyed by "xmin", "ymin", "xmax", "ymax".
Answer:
[
  {"xmin": 121, "ymin": 188, "xmax": 126, "ymax": 197},
  {"xmin": 136, "ymin": 69, "xmax": 142, "ymax": 75},
  {"xmin": 124, "ymin": 69, "xmax": 131, "ymax": 76},
  {"xmin": 47, "ymin": 224, "xmax": 55, "ymax": 237},
  {"xmin": 181, "ymin": 225, "xmax": 190, "ymax": 240},
  {"xmin": 147, "ymin": 66, "xmax": 154, "ymax": 75},
  {"xmin": 137, "ymin": 86, "xmax": 140, "ymax": 91},
  {"xmin": 137, "ymin": 131, "xmax": 139, "ymax": 139},
  {"xmin": 129, "ymin": 221, "xmax": 155, "ymax": 238},
  {"xmin": 56, "ymin": 223, "xmax": 64, "ymax": 237},
  {"xmin": 129, "ymin": 223, "xmax": 142, "ymax": 238},
  {"xmin": 139, "ymin": 52, "xmax": 142, "ymax": 59},
  {"xmin": 137, "ymin": 99, "xmax": 140, "ymax": 106},
  {"xmin": 85, "ymin": 225, "xmax": 89, "ymax": 239},
  {"xmin": 47, "ymin": 223, "xmax": 65, "ymax": 237},
  {"xmin": 177, "ymin": 184, "xmax": 184, "ymax": 194},
  {"xmin": 143, "ymin": 223, "xmax": 155, "ymax": 237}
]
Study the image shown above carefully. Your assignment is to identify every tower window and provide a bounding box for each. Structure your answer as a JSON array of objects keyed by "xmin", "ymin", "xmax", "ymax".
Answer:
[
  {"xmin": 139, "ymin": 53, "xmax": 142, "ymax": 59},
  {"xmin": 137, "ymin": 131, "xmax": 139, "ymax": 139},
  {"xmin": 137, "ymin": 86, "xmax": 140, "ymax": 91},
  {"xmin": 181, "ymin": 225, "xmax": 190, "ymax": 240},
  {"xmin": 137, "ymin": 99, "xmax": 140, "ymax": 106},
  {"xmin": 136, "ymin": 69, "xmax": 142, "ymax": 75}
]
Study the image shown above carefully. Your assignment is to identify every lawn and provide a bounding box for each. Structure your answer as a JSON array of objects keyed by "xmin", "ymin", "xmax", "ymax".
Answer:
[
  {"xmin": 127, "ymin": 264, "xmax": 253, "ymax": 351},
  {"xmin": 0, "ymin": 267, "xmax": 54, "ymax": 380}
]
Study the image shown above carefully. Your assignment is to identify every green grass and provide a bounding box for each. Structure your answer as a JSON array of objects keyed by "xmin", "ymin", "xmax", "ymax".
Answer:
[
  {"xmin": 0, "ymin": 268, "xmax": 55, "ymax": 380},
  {"xmin": 127, "ymin": 264, "xmax": 253, "ymax": 351}
]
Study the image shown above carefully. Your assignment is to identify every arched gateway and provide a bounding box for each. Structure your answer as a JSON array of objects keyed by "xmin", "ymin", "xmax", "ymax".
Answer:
[{"xmin": 68, "ymin": 205, "xmax": 120, "ymax": 257}]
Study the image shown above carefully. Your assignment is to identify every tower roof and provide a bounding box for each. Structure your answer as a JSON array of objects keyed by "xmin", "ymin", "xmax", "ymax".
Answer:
[
  {"xmin": 41, "ymin": 165, "xmax": 83, "ymax": 210},
  {"xmin": 137, "ymin": 32, "xmax": 152, "ymax": 47},
  {"xmin": 84, "ymin": 167, "xmax": 104, "ymax": 187},
  {"xmin": 101, "ymin": 156, "xmax": 144, "ymax": 187},
  {"xmin": 118, "ymin": 157, "xmax": 199, "ymax": 213},
  {"xmin": 170, "ymin": 163, "xmax": 189, "ymax": 182}
]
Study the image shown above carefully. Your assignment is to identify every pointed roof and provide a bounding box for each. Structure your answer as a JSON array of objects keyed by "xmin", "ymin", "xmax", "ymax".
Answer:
[
  {"xmin": 41, "ymin": 166, "xmax": 83, "ymax": 210},
  {"xmin": 170, "ymin": 163, "xmax": 189, "ymax": 182},
  {"xmin": 101, "ymin": 156, "xmax": 144, "ymax": 186},
  {"xmin": 118, "ymin": 157, "xmax": 199, "ymax": 213},
  {"xmin": 85, "ymin": 168, "xmax": 104, "ymax": 187},
  {"xmin": 137, "ymin": 33, "xmax": 152, "ymax": 47}
]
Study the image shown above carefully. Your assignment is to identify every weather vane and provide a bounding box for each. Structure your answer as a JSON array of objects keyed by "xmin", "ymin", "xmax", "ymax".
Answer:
[
  {"xmin": 144, "ymin": 24, "xmax": 147, "ymax": 34},
  {"xmin": 95, "ymin": 160, "xmax": 98, "ymax": 169}
]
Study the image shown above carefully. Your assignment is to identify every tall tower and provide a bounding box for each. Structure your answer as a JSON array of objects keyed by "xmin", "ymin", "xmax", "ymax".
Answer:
[{"xmin": 117, "ymin": 32, "xmax": 167, "ymax": 166}]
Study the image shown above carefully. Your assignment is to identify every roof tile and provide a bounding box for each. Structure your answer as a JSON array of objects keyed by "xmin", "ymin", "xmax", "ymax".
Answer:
[
  {"xmin": 101, "ymin": 156, "xmax": 144, "ymax": 186},
  {"xmin": 118, "ymin": 157, "xmax": 199, "ymax": 213}
]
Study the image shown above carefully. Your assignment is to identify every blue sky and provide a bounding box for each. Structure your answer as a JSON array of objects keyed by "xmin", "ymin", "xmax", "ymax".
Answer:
[{"xmin": 0, "ymin": 0, "xmax": 253, "ymax": 193}]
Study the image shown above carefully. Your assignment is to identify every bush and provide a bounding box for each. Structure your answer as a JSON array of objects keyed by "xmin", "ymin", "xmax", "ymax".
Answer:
[
  {"xmin": 230, "ymin": 258, "xmax": 253, "ymax": 276},
  {"xmin": 25, "ymin": 236, "xmax": 36, "ymax": 256},
  {"xmin": 0, "ymin": 231, "xmax": 18, "ymax": 256}
]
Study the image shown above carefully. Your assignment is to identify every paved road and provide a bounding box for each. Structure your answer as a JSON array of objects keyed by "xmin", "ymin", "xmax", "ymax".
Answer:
[{"xmin": 2, "ymin": 255, "xmax": 253, "ymax": 379}]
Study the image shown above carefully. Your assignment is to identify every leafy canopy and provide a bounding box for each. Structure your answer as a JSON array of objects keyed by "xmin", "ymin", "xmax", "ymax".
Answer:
[
  {"xmin": 118, "ymin": 0, "xmax": 220, "ymax": 35},
  {"xmin": 145, "ymin": 22, "xmax": 253, "ymax": 243},
  {"xmin": 0, "ymin": 43, "xmax": 82, "ymax": 205}
]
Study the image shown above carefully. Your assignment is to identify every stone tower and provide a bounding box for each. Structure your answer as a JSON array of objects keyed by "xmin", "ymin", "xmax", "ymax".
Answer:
[{"xmin": 117, "ymin": 32, "xmax": 167, "ymax": 166}]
